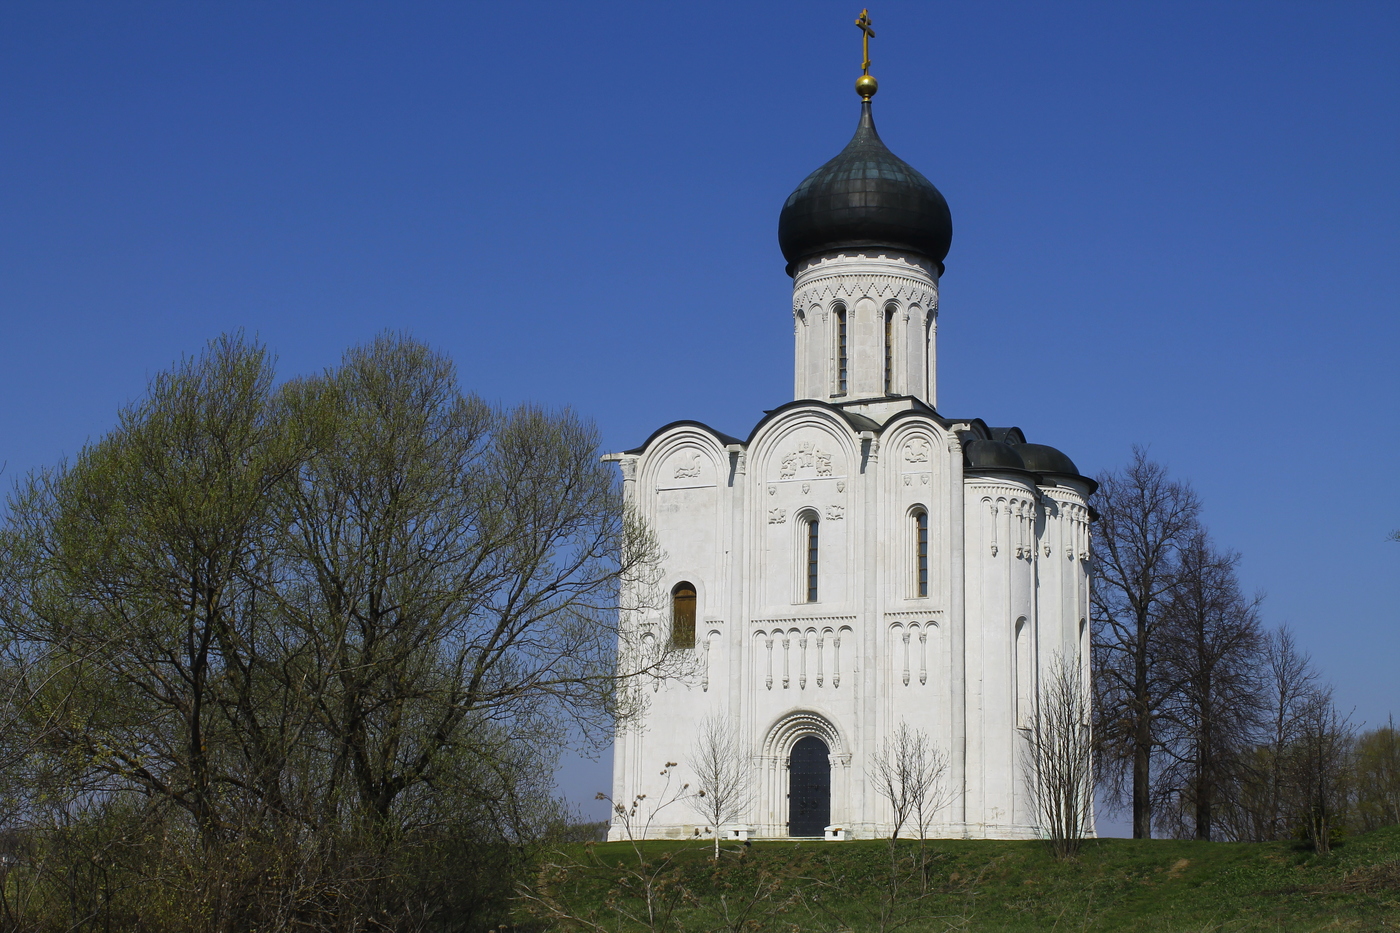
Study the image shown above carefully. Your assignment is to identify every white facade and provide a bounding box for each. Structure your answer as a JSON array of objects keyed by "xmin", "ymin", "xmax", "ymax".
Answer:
[{"xmin": 608, "ymin": 201, "xmax": 1093, "ymax": 842}]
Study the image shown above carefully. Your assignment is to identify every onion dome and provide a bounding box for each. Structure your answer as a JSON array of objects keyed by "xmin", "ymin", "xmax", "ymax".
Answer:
[
  {"xmin": 778, "ymin": 99, "xmax": 953, "ymax": 276},
  {"xmin": 1013, "ymin": 443, "xmax": 1080, "ymax": 476},
  {"xmin": 963, "ymin": 439, "xmax": 1025, "ymax": 471}
]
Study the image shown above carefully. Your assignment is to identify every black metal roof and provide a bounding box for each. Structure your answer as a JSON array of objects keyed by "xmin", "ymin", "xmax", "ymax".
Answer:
[
  {"xmin": 1014, "ymin": 442, "xmax": 1080, "ymax": 476},
  {"xmin": 778, "ymin": 100, "xmax": 953, "ymax": 277}
]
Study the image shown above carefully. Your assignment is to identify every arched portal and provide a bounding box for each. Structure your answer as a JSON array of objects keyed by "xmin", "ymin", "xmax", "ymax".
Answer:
[
  {"xmin": 760, "ymin": 711, "xmax": 845, "ymax": 838},
  {"xmin": 788, "ymin": 736, "xmax": 831, "ymax": 836}
]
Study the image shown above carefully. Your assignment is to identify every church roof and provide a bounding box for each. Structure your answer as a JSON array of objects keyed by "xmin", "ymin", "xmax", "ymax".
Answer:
[
  {"xmin": 623, "ymin": 420, "xmax": 743, "ymax": 456},
  {"xmin": 1014, "ymin": 442, "xmax": 1080, "ymax": 476},
  {"xmin": 778, "ymin": 100, "xmax": 953, "ymax": 276}
]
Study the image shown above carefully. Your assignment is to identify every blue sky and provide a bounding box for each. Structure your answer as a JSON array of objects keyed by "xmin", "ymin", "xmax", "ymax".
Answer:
[{"xmin": 2, "ymin": 2, "xmax": 1396, "ymax": 834}]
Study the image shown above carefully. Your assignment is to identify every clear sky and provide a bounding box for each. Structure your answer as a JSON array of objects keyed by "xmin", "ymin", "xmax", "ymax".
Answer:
[{"xmin": 2, "ymin": 2, "xmax": 1396, "ymax": 835}]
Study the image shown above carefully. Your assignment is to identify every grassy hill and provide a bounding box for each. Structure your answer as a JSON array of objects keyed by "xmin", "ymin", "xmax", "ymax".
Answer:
[{"xmin": 516, "ymin": 826, "xmax": 1400, "ymax": 932}]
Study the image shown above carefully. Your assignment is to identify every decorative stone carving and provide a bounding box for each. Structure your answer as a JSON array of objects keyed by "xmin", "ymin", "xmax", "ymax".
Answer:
[
  {"xmin": 836, "ymin": 481, "xmax": 845, "ymax": 492},
  {"xmin": 791, "ymin": 270, "xmax": 937, "ymax": 313},
  {"xmin": 919, "ymin": 629, "xmax": 928, "ymax": 685},
  {"xmin": 781, "ymin": 441, "xmax": 834, "ymax": 480},
  {"xmin": 802, "ymin": 482, "xmax": 811, "ymax": 495},
  {"xmin": 901, "ymin": 630, "xmax": 911, "ymax": 686},
  {"xmin": 673, "ymin": 451, "xmax": 702, "ymax": 479},
  {"xmin": 825, "ymin": 505, "xmax": 845, "ymax": 520},
  {"xmin": 768, "ymin": 508, "xmax": 786, "ymax": 524},
  {"xmin": 782, "ymin": 635, "xmax": 790, "ymax": 689},
  {"xmin": 904, "ymin": 438, "xmax": 931, "ymax": 463}
]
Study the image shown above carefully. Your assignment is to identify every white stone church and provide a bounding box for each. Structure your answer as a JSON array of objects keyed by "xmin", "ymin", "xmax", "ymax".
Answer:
[{"xmin": 607, "ymin": 72, "xmax": 1095, "ymax": 841}]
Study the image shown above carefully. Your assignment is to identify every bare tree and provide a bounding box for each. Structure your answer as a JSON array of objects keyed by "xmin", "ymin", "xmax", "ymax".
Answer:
[
  {"xmin": 1023, "ymin": 655, "xmax": 1095, "ymax": 859},
  {"xmin": 688, "ymin": 712, "xmax": 750, "ymax": 859},
  {"xmin": 1092, "ymin": 447, "xmax": 1201, "ymax": 838},
  {"xmin": 1226, "ymin": 626, "xmax": 1321, "ymax": 841},
  {"xmin": 1154, "ymin": 531, "xmax": 1265, "ymax": 840},
  {"xmin": 1289, "ymin": 686, "xmax": 1354, "ymax": 854},
  {"xmin": 871, "ymin": 721, "xmax": 951, "ymax": 841},
  {"xmin": 870, "ymin": 720, "xmax": 951, "ymax": 896}
]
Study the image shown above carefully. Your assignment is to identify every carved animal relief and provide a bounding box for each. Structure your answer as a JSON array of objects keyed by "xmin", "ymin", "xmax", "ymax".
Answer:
[{"xmin": 673, "ymin": 451, "xmax": 702, "ymax": 479}]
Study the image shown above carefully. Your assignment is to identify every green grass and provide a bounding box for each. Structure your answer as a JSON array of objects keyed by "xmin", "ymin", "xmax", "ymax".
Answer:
[{"xmin": 517, "ymin": 826, "xmax": 1400, "ymax": 932}]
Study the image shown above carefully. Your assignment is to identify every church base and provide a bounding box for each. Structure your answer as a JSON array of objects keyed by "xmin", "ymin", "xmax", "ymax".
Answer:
[{"xmin": 606, "ymin": 821, "xmax": 1091, "ymax": 843}]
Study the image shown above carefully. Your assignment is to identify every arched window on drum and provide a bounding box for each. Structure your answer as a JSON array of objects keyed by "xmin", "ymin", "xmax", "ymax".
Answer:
[
  {"xmin": 884, "ymin": 302, "xmax": 898, "ymax": 395},
  {"xmin": 671, "ymin": 582, "xmax": 696, "ymax": 649},
  {"xmin": 834, "ymin": 304, "xmax": 848, "ymax": 396}
]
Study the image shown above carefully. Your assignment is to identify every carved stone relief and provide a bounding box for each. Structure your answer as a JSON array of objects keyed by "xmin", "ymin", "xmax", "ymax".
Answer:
[
  {"xmin": 780, "ymin": 441, "xmax": 835, "ymax": 479},
  {"xmin": 673, "ymin": 451, "xmax": 702, "ymax": 479}
]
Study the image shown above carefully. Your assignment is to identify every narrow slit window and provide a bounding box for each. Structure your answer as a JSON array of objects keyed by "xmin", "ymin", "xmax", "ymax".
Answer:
[
  {"xmin": 1015, "ymin": 617, "xmax": 1031, "ymax": 728},
  {"xmin": 671, "ymin": 583, "xmax": 696, "ymax": 649},
  {"xmin": 806, "ymin": 516, "xmax": 820, "ymax": 602},
  {"xmin": 915, "ymin": 509, "xmax": 929, "ymax": 597},
  {"xmin": 835, "ymin": 306, "xmax": 848, "ymax": 396},
  {"xmin": 884, "ymin": 305, "xmax": 896, "ymax": 394}
]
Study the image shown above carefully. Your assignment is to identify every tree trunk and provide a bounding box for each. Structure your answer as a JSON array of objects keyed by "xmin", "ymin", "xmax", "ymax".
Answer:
[{"xmin": 1133, "ymin": 717, "xmax": 1152, "ymax": 838}]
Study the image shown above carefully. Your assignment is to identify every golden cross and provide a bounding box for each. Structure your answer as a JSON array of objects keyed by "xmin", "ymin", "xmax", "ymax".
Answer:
[{"xmin": 855, "ymin": 9, "xmax": 875, "ymax": 74}]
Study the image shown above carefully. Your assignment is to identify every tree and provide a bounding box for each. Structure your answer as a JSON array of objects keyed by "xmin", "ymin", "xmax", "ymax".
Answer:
[
  {"xmin": 273, "ymin": 336, "xmax": 658, "ymax": 829},
  {"xmin": 871, "ymin": 721, "xmax": 950, "ymax": 842},
  {"xmin": 870, "ymin": 720, "xmax": 951, "ymax": 895},
  {"xmin": 1289, "ymin": 687, "xmax": 1354, "ymax": 854},
  {"xmin": 1092, "ymin": 447, "xmax": 1202, "ymax": 838},
  {"xmin": 2, "ymin": 334, "xmax": 302, "ymax": 848},
  {"xmin": 688, "ymin": 712, "xmax": 750, "ymax": 859},
  {"xmin": 1216, "ymin": 625, "xmax": 1317, "ymax": 842},
  {"xmin": 1154, "ymin": 532, "xmax": 1264, "ymax": 841},
  {"xmin": 0, "ymin": 333, "xmax": 665, "ymax": 931},
  {"xmin": 1353, "ymin": 717, "xmax": 1400, "ymax": 832},
  {"xmin": 1023, "ymin": 655, "xmax": 1095, "ymax": 859}
]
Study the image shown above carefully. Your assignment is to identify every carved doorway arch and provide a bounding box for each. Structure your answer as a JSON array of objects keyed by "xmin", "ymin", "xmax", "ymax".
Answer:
[{"xmin": 759, "ymin": 711, "xmax": 847, "ymax": 838}]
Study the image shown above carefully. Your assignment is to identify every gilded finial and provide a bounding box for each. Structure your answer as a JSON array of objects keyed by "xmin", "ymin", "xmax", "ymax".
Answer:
[{"xmin": 855, "ymin": 9, "xmax": 878, "ymax": 100}]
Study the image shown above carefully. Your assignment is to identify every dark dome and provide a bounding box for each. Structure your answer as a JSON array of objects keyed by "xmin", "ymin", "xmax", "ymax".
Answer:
[
  {"xmin": 1014, "ymin": 443, "xmax": 1080, "ymax": 476},
  {"xmin": 963, "ymin": 439, "xmax": 1025, "ymax": 471},
  {"xmin": 779, "ymin": 100, "xmax": 952, "ymax": 276}
]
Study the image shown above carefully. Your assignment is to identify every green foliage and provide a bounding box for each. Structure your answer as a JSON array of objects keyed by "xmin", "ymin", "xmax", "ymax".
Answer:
[
  {"xmin": 0, "ymin": 332, "xmax": 654, "ymax": 932},
  {"xmin": 1354, "ymin": 720, "xmax": 1400, "ymax": 833}
]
